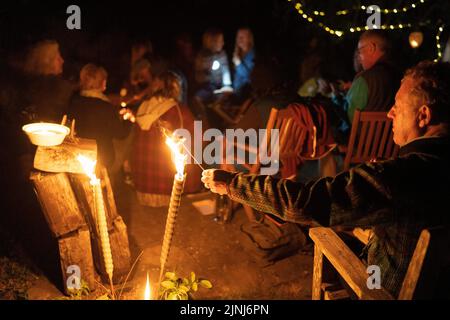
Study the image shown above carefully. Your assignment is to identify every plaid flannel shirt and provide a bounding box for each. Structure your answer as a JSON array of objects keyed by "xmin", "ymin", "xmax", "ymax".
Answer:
[{"xmin": 222, "ymin": 136, "xmax": 450, "ymax": 297}]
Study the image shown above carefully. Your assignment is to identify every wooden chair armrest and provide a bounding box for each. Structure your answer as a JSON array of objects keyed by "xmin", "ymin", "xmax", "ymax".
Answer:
[
  {"xmin": 352, "ymin": 227, "xmax": 373, "ymax": 245},
  {"xmin": 309, "ymin": 227, "xmax": 393, "ymax": 300}
]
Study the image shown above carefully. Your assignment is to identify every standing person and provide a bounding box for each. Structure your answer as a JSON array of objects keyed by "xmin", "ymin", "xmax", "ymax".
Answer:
[
  {"xmin": 130, "ymin": 71, "xmax": 202, "ymax": 207},
  {"xmin": 201, "ymin": 61, "xmax": 450, "ymax": 298},
  {"xmin": 68, "ymin": 64, "xmax": 133, "ymax": 174},
  {"xmin": 193, "ymin": 28, "xmax": 232, "ymax": 119},
  {"xmin": 232, "ymin": 27, "xmax": 255, "ymax": 101},
  {"xmin": 21, "ymin": 40, "xmax": 75, "ymax": 122}
]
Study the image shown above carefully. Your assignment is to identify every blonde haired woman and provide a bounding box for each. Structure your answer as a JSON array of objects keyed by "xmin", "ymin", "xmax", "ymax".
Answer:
[
  {"xmin": 232, "ymin": 27, "xmax": 255, "ymax": 98},
  {"xmin": 21, "ymin": 40, "xmax": 74, "ymax": 122},
  {"xmin": 23, "ymin": 40, "xmax": 64, "ymax": 76}
]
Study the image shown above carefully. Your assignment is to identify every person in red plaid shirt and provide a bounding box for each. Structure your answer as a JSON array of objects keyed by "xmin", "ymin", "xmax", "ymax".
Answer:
[{"xmin": 130, "ymin": 71, "xmax": 202, "ymax": 207}]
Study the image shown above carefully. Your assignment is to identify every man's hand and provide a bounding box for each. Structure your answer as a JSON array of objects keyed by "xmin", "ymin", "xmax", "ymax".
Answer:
[{"xmin": 201, "ymin": 169, "xmax": 230, "ymax": 195}]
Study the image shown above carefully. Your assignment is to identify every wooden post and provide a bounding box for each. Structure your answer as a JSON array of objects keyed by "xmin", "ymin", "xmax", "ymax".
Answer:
[
  {"xmin": 30, "ymin": 171, "xmax": 86, "ymax": 239},
  {"xmin": 30, "ymin": 136, "xmax": 130, "ymax": 292},
  {"xmin": 58, "ymin": 227, "xmax": 97, "ymax": 292},
  {"xmin": 68, "ymin": 169, "xmax": 130, "ymax": 284},
  {"xmin": 34, "ymin": 138, "xmax": 97, "ymax": 174},
  {"xmin": 312, "ymin": 244, "xmax": 323, "ymax": 300},
  {"xmin": 30, "ymin": 171, "xmax": 97, "ymax": 294}
]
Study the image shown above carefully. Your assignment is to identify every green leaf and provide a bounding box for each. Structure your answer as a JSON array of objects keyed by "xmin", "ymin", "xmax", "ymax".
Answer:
[
  {"xmin": 167, "ymin": 292, "xmax": 179, "ymax": 300},
  {"xmin": 165, "ymin": 272, "xmax": 177, "ymax": 281},
  {"xmin": 199, "ymin": 280, "xmax": 213, "ymax": 289},
  {"xmin": 179, "ymin": 292, "xmax": 189, "ymax": 300},
  {"xmin": 178, "ymin": 285, "xmax": 190, "ymax": 293},
  {"xmin": 161, "ymin": 280, "xmax": 176, "ymax": 289},
  {"xmin": 190, "ymin": 272, "xmax": 196, "ymax": 283},
  {"xmin": 191, "ymin": 282, "xmax": 198, "ymax": 292}
]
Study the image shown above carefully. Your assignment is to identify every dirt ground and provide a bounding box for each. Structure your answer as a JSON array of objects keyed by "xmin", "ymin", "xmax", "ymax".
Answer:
[{"xmin": 23, "ymin": 178, "xmax": 313, "ymax": 300}]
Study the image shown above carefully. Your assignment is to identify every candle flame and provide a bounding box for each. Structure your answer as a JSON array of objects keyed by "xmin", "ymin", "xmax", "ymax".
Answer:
[
  {"xmin": 144, "ymin": 272, "xmax": 151, "ymax": 300},
  {"xmin": 165, "ymin": 135, "xmax": 187, "ymax": 180},
  {"xmin": 77, "ymin": 155, "xmax": 98, "ymax": 183}
]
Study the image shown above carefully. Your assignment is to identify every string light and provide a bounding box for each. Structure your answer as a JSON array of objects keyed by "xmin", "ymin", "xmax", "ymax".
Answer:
[
  {"xmin": 435, "ymin": 25, "xmax": 445, "ymax": 62},
  {"xmin": 292, "ymin": 1, "xmax": 343, "ymax": 37},
  {"xmin": 289, "ymin": 1, "xmax": 417, "ymax": 38},
  {"xmin": 337, "ymin": 0, "xmax": 427, "ymax": 16}
]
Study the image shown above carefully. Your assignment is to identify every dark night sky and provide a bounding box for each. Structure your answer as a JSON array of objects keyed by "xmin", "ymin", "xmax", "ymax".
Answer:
[{"xmin": 1, "ymin": 0, "xmax": 448, "ymax": 86}]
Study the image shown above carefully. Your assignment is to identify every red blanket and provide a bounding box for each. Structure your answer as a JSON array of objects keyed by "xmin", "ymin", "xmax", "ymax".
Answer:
[{"xmin": 280, "ymin": 103, "xmax": 336, "ymax": 178}]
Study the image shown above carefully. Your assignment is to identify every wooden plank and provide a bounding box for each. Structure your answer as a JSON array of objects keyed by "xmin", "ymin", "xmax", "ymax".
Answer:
[
  {"xmin": 344, "ymin": 110, "xmax": 361, "ymax": 170},
  {"xmin": 377, "ymin": 120, "xmax": 392, "ymax": 158},
  {"xmin": 324, "ymin": 289, "xmax": 350, "ymax": 300},
  {"xmin": 370, "ymin": 121, "xmax": 383, "ymax": 159},
  {"xmin": 68, "ymin": 172, "xmax": 130, "ymax": 284},
  {"xmin": 309, "ymin": 227, "xmax": 393, "ymax": 300},
  {"xmin": 312, "ymin": 244, "xmax": 324, "ymax": 300},
  {"xmin": 355, "ymin": 121, "xmax": 369, "ymax": 161},
  {"xmin": 352, "ymin": 228, "xmax": 373, "ymax": 245},
  {"xmin": 398, "ymin": 229, "xmax": 431, "ymax": 300},
  {"xmin": 108, "ymin": 216, "xmax": 131, "ymax": 283},
  {"xmin": 58, "ymin": 227, "xmax": 97, "ymax": 294},
  {"xmin": 362, "ymin": 121, "xmax": 376, "ymax": 159},
  {"xmin": 30, "ymin": 171, "xmax": 86, "ymax": 238},
  {"xmin": 34, "ymin": 138, "xmax": 97, "ymax": 174}
]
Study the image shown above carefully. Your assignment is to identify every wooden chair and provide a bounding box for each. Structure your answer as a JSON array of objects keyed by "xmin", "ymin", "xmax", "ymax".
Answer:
[
  {"xmin": 220, "ymin": 107, "xmax": 307, "ymax": 222},
  {"xmin": 210, "ymin": 97, "xmax": 255, "ymax": 126},
  {"xmin": 340, "ymin": 110, "xmax": 400, "ymax": 246},
  {"xmin": 343, "ymin": 110, "xmax": 399, "ymax": 171},
  {"xmin": 309, "ymin": 226, "xmax": 449, "ymax": 300}
]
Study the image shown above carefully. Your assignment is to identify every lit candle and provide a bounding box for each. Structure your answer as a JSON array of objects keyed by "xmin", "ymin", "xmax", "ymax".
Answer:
[
  {"xmin": 144, "ymin": 272, "xmax": 151, "ymax": 300},
  {"xmin": 159, "ymin": 136, "xmax": 187, "ymax": 285},
  {"xmin": 77, "ymin": 155, "xmax": 115, "ymax": 296}
]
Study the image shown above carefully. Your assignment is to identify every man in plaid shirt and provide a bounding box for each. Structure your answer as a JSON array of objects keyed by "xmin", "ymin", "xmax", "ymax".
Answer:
[{"xmin": 201, "ymin": 61, "xmax": 450, "ymax": 297}]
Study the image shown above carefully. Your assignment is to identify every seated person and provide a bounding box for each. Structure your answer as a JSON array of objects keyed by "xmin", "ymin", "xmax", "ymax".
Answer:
[
  {"xmin": 193, "ymin": 28, "xmax": 232, "ymax": 119},
  {"xmin": 201, "ymin": 61, "xmax": 450, "ymax": 298},
  {"xmin": 68, "ymin": 63, "xmax": 132, "ymax": 172},
  {"xmin": 332, "ymin": 30, "xmax": 402, "ymax": 143},
  {"xmin": 232, "ymin": 27, "xmax": 255, "ymax": 102}
]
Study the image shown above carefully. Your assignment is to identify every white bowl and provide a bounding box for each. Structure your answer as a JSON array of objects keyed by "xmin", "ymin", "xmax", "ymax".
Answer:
[{"xmin": 22, "ymin": 122, "xmax": 70, "ymax": 146}]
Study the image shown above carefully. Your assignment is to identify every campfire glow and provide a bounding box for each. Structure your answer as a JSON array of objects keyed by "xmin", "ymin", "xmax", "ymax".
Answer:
[{"xmin": 144, "ymin": 272, "xmax": 151, "ymax": 300}]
